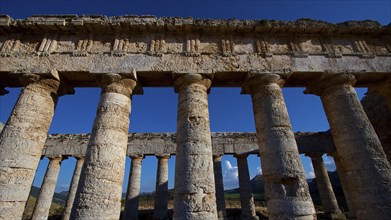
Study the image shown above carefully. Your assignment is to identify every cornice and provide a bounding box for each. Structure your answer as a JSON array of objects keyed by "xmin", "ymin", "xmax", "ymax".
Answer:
[{"xmin": 0, "ymin": 15, "xmax": 389, "ymax": 35}]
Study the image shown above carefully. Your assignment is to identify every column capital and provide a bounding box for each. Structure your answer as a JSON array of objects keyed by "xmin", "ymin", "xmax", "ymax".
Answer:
[
  {"xmin": 74, "ymin": 156, "xmax": 85, "ymax": 161},
  {"xmin": 234, "ymin": 153, "xmax": 249, "ymax": 159},
  {"xmin": 18, "ymin": 72, "xmax": 75, "ymax": 96},
  {"xmin": 241, "ymin": 69, "xmax": 291, "ymax": 94},
  {"xmin": 156, "ymin": 154, "xmax": 171, "ymax": 159},
  {"xmin": 304, "ymin": 71, "xmax": 358, "ymax": 96},
  {"xmin": 18, "ymin": 73, "xmax": 43, "ymax": 86},
  {"xmin": 59, "ymin": 155, "xmax": 69, "ymax": 161},
  {"xmin": 172, "ymin": 73, "xmax": 212, "ymax": 93},
  {"xmin": 213, "ymin": 154, "xmax": 223, "ymax": 160},
  {"xmin": 305, "ymin": 152, "xmax": 324, "ymax": 160},
  {"xmin": 47, "ymin": 155, "xmax": 63, "ymax": 161},
  {"xmin": 129, "ymin": 154, "xmax": 144, "ymax": 160},
  {"xmin": 98, "ymin": 73, "xmax": 137, "ymax": 96}
]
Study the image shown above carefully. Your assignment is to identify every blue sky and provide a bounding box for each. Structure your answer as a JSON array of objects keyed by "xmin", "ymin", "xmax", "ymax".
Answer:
[{"xmin": 0, "ymin": 0, "xmax": 389, "ymax": 192}]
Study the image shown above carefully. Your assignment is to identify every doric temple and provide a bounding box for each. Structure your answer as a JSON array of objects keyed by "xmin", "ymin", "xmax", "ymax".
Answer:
[{"xmin": 0, "ymin": 15, "xmax": 390, "ymax": 220}]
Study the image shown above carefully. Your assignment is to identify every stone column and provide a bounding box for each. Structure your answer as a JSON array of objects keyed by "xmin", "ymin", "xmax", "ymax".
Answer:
[
  {"xmin": 307, "ymin": 153, "xmax": 344, "ymax": 219},
  {"xmin": 0, "ymin": 73, "xmax": 71, "ymax": 219},
  {"xmin": 213, "ymin": 155, "xmax": 227, "ymax": 220},
  {"xmin": 328, "ymin": 152, "xmax": 355, "ymax": 217},
  {"xmin": 242, "ymin": 72, "xmax": 315, "ymax": 219},
  {"xmin": 71, "ymin": 73, "xmax": 137, "ymax": 219},
  {"xmin": 62, "ymin": 157, "xmax": 84, "ymax": 220},
  {"xmin": 305, "ymin": 73, "xmax": 391, "ymax": 219},
  {"xmin": 361, "ymin": 81, "xmax": 391, "ymax": 164},
  {"xmin": 153, "ymin": 155, "xmax": 170, "ymax": 220},
  {"xmin": 124, "ymin": 155, "xmax": 143, "ymax": 220},
  {"xmin": 173, "ymin": 73, "xmax": 217, "ymax": 219},
  {"xmin": 31, "ymin": 156, "xmax": 63, "ymax": 220},
  {"xmin": 235, "ymin": 154, "xmax": 258, "ymax": 220}
]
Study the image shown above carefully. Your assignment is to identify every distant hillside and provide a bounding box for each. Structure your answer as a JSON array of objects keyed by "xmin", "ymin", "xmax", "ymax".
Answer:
[
  {"xmin": 250, "ymin": 174, "xmax": 265, "ymax": 194},
  {"xmin": 30, "ymin": 186, "xmax": 68, "ymax": 206},
  {"xmin": 32, "ymin": 171, "xmax": 347, "ymax": 218},
  {"xmin": 307, "ymin": 171, "xmax": 348, "ymax": 210},
  {"xmin": 225, "ymin": 174, "xmax": 265, "ymax": 194},
  {"xmin": 23, "ymin": 186, "xmax": 65, "ymax": 220},
  {"xmin": 225, "ymin": 171, "xmax": 348, "ymax": 210}
]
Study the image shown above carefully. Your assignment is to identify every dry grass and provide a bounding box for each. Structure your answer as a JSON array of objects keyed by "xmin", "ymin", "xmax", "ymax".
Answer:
[
  {"xmin": 125, "ymin": 198, "xmax": 268, "ymax": 219},
  {"xmin": 24, "ymin": 195, "xmax": 267, "ymax": 219},
  {"xmin": 22, "ymin": 195, "xmax": 63, "ymax": 220},
  {"xmin": 133, "ymin": 199, "xmax": 266, "ymax": 211}
]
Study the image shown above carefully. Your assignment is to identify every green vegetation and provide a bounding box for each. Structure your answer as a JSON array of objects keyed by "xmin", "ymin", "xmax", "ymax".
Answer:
[
  {"xmin": 26, "ymin": 171, "xmax": 347, "ymax": 219},
  {"xmin": 224, "ymin": 193, "xmax": 240, "ymax": 200},
  {"xmin": 22, "ymin": 195, "xmax": 64, "ymax": 220}
]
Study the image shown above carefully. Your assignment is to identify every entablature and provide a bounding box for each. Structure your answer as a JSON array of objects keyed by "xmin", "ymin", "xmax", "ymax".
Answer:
[
  {"xmin": 1, "ymin": 15, "xmax": 390, "ymax": 88},
  {"xmin": 42, "ymin": 131, "xmax": 334, "ymax": 158}
]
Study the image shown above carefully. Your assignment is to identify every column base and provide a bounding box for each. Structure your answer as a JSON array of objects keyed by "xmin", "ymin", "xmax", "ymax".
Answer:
[
  {"xmin": 329, "ymin": 213, "xmax": 346, "ymax": 220},
  {"xmin": 241, "ymin": 215, "xmax": 259, "ymax": 220},
  {"xmin": 217, "ymin": 213, "xmax": 227, "ymax": 220},
  {"xmin": 153, "ymin": 217, "xmax": 168, "ymax": 220},
  {"xmin": 343, "ymin": 212, "xmax": 357, "ymax": 219},
  {"xmin": 317, "ymin": 212, "xmax": 347, "ymax": 220}
]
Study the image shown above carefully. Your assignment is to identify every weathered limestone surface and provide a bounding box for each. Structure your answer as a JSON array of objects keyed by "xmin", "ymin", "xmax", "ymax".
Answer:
[
  {"xmin": 62, "ymin": 157, "xmax": 84, "ymax": 220},
  {"xmin": 2, "ymin": 19, "xmax": 383, "ymax": 220},
  {"xmin": 1, "ymin": 16, "xmax": 390, "ymax": 89},
  {"xmin": 235, "ymin": 154, "xmax": 258, "ymax": 220},
  {"xmin": 173, "ymin": 74, "xmax": 217, "ymax": 219},
  {"xmin": 243, "ymin": 73, "xmax": 316, "ymax": 219},
  {"xmin": 328, "ymin": 153, "xmax": 356, "ymax": 217},
  {"xmin": 0, "ymin": 74, "xmax": 69, "ymax": 220},
  {"xmin": 71, "ymin": 74, "xmax": 137, "ymax": 219},
  {"xmin": 1, "ymin": 55, "xmax": 390, "ymax": 89},
  {"xmin": 42, "ymin": 132, "xmax": 334, "ymax": 158},
  {"xmin": 306, "ymin": 73, "xmax": 391, "ymax": 219},
  {"xmin": 0, "ymin": 15, "xmax": 390, "ymax": 220},
  {"xmin": 31, "ymin": 157, "xmax": 62, "ymax": 220},
  {"xmin": 362, "ymin": 85, "xmax": 391, "ymax": 163},
  {"xmin": 124, "ymin": 155, "xmax": 143, "ymax": 220},
  {"xmin": 307, "ymin": 153, "xmax": 344, "ymax": 219},
  {"xmin": 153, "ymin": 155, "xmax": 170, "ymax": 220},
  {"xmin": 213, "ymin": 155, "xmax": 227, "ymax": 220}
]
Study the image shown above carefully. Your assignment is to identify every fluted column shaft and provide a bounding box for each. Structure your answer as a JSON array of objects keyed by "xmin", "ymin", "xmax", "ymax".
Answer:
[
  {"xmin": 243, "ymin": 73, "xmax": 315, "ymax": 219},
  {"xmin": 62, "ymin": 157, "xmax": 84, "ymax": 220},
  {"xmin": 173, "ymin": 74, "xmax": 217, "ymax": 219},
  {"xmin": 213, "ymin": 155, "xmax": 227, "ymax": 220},
  {"xmin": 306, "ymin": 73, "xmax": 391, "ymax": 219},
  {"xmin": 31, "ymin": 156, "xmax": 63, "ymax": 220},
  {"xmin": 154, "ymin": 155, "xmax": 170, "ymax": 220},
  {"xmin": 308, "ymin": 153, "xmax": 344, "ymax": 218},
  {"xmin": 329, "ymin": 153, "xmax": 355, "ymax": 216},
  {"xmin": 124, "ymin": 155, "xmax": 143, "ymax": 220},
  {"xmin": 362, "ymin": 81, "xmax": 391, "ymax": 164},
  {"xmin": 71, "ymin": 74, "xmax": 137, "ymax": 219},
  {"xmin": 0, "ymin": 74, "xmax": 69, "ymax": 219},
  {"xmin": 235, "ymin": 154, "xmax": 258, "ymax": 220}
]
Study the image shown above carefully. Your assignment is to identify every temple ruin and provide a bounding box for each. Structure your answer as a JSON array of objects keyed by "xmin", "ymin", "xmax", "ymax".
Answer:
[{"xmin": 0, "ymin": 15, "xmax": 390, "ymax": 220}]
